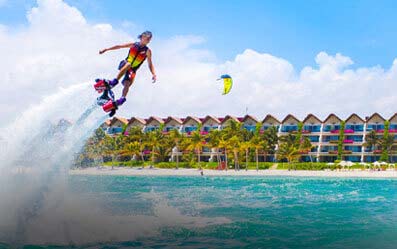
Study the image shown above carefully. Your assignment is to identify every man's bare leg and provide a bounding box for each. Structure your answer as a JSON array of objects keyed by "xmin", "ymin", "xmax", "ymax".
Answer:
[
  {"xmin": 116, "ymin": 63, "xmax": 131, "ymax": 81},
  {"xmin": 115, "ymin": 78, "xmax": 134, "ymax": 107},
  {"xmin": 122, "ymin": 79, "xmax": 134, "ymax": 97}
]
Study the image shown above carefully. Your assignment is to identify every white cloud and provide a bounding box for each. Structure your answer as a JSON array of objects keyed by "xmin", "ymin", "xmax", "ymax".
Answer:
[{"xmin": 1, "ymin": 0, "xmax": 396, "ymax": 127}]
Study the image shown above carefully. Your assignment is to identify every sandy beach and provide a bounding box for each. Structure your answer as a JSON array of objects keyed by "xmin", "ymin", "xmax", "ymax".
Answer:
[{"xmin": 70, "ymin": 167, "xmax": 397, "ymax": 178}]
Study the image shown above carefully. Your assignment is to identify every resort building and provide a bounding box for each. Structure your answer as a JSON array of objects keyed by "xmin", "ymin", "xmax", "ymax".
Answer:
[
  {"xmin": 262, "ymin": 115, "xmax": 281, "ymax": 131},
  {"xmin": 279, "ymin": 114, "xmax": 299, "ymax": 134},
  {"xmin": 220, "ymin": 115, "xmax": 242, "ymax": 130},
  {"xmin": 100, "ymin": 113, "xmax": 397, "ymax": 163},
  {"xmin": 107, "ymin": 117, "xmax": 128, "ymax": 135},
  {"xmin": 242, "ymin": 115, "xmax": 259, "ymax": 132},
  {"xmin": 145, "ymin": 116, "xmax": 164, "ymax": 132},
  {"xmin": 163, "ymin": 116, "xmax": 183, "ymax": 133},
  {"xmin": 201, "ymin": 116, "xmax": 221, "ymax": 134},
  {"xmin": 182, "ymin": 116, "xmax": 201, "ymax": 134},
  {"xmin": 125, "ymin": 117, "xmax": 146, "ymax": 134}
]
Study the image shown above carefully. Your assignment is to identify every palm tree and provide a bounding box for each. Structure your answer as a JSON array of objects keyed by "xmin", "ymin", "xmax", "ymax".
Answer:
[
  {"xmin": 186, "ymin": 128, "xmax": 205, "ymax": 164},
  {"xmin": 277, "ymin": 134, "xmax": 301, "ymax": 170},
  {"xmin": 169, "ymin": 129, "xmax": 183, "ymax": 168},
  {"xmin": 250, "ymin": 134, "xmax": 264, "ymax": 171},
  {"xmin": 364, "ymin": 130, "xmax": 379, "ymax": 152},
  {"xmin": 118, "ymin": 141, "xmax": 142, "ymax": 163},
  {"xmin": 218, "ymin": 135, "xmax": 229, "ymax": 170},
  {"xmin": 102, "ymin": 136, "xmax": 119, "ymax": 169},
  {"xmin": 125, "ymin": 126, "xmax": 145, "ymax": 143},
  {"xmin": 240, "ymin": 141, "xmax": 251, "ymax": 170},
  {"xmin": 145, "ymin": 129, "xmax": 163, "ymax": 167},
  {"xmin": 379, "ymin": 133, "xmax": 395, "ymax": 162},
  {"xmin": 227, "ymin": 135, "xmax": 241, "ymax": 170},
  {"xmin": 262, "ymin": 126, "xmax": 278, "ymax": 163},
  {"xmin": 299, "ymin": 136, "xmax": 314, "ymax": 163},
  {"xmin": 249, "ymin": 123, "xmax": 265, "ymax": 171},
  {"xmin": 208, "ymin": 129, "xmax": 222, "ymax": 165}
]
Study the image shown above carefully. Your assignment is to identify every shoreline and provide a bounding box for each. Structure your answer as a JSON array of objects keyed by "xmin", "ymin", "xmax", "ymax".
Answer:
[{"xmin": 70, "ymin": 167, "xmax": 397, "ymax": 178}]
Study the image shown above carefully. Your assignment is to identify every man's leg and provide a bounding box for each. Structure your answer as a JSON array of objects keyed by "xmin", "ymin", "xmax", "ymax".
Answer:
[
  {"xmin": 122, "ymin": 78, "xmax": 134, "ymax": 97},
  {"xmin": 116, "ymin": 75, "xmax": 135, "ymax": 106},
  {"xmin": 106, "ymin": 63, "xmax": 132, "ymax": 88},
  {"xmin": 116, "ymin": 63, "xmax": 131, "ymax": 81}
]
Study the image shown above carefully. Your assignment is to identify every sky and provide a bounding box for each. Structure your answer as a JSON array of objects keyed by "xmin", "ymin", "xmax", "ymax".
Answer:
[
  {"xmin": 3, "ymin": 0, "xmax": 397, "ymax": 69},
  {"xmin": 0, "ymin": 0, "xmax": 397, "ymax": 125}
]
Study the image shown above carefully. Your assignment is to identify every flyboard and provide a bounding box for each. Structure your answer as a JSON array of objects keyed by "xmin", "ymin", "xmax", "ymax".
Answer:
[{"xmin": 93, "ymin": 79, "xmax": 118, "ymax": 117}]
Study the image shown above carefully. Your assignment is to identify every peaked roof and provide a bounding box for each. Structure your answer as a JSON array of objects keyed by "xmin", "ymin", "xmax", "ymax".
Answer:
[
  {"xmin": 302, "ymin": 113, "xmax": 322, "ymax": 124},
  {"xmin": 164, "ymin": 116, "xmax": 183, "ymax": 125},
  {"xmin": 345, "ymin": 113, "xmax": 365, "ymax": 123},
  {"xmin": 110, "ymin": 117, "xmax": 129, "ymax": 126},
  {"xmin": 104, "ymin": 119, "xmax": 111, "ymax": 126},
  {"xmin": 281, "ymin": 114, "xmax": 300, "ymax": 124},
  {"xmin": 366, "ymin": 113, "xmax": 385, "ymax": 123},
  {"xmin": 262, "ymin": 114, "xmax": 281, "ymax": 124},
  {"xmin": 388, "ymin": 113, "xmax": 397, "ymax": 122},
  {"xmin": 323, "ymin": 113, "xmax": 342, "ymax": 123},
  {"xmin": 202, "ymin": 115, "xmax": 221, "ymax": 124},
  {"xmin": 146, "ymin": 116, "xmax": 164, "ymax": 125},
  {"xmin": 128, "ymin": 117, "xmax": 147, "ymax": 125},
  {"xmin": 221, "ymin": 115, "xmax": 240, "ymax": 124},
  {"xmin": 242, "ymin": 115, "xmax": 259, "ymax": 123},
  {"xmin": 183, "ymin": 116, "xmax": 202, "ymax": 125}
]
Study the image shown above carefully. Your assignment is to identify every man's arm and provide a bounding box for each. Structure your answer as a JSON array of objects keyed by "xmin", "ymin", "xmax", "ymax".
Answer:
[
  {"xmin": 99, "ymin": 42, "xmax": 133, "ymax": 54},
  {"xmin": 147, "ymin": 49, "xmax": 157, "ymax": 83}
]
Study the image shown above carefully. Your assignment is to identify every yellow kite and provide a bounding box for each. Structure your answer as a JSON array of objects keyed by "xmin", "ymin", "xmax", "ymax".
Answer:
[{"xmin": 217, "ymin": 74, "xmax": 233, "ymax": 95}]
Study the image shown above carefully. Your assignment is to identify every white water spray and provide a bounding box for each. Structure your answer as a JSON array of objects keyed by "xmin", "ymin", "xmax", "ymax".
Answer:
[{"xmin": 0, "ymin": 82, "xmax": 230, "ymax": 246}]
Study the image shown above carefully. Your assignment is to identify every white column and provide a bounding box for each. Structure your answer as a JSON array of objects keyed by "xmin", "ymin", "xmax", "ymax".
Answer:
[
  {"xmin": 317, "ymin": 123, "xmax": 324, "ymax": 162},
  {"xmin": 361, "ymin": 122, "xmax": 367, "ymax": 162}
]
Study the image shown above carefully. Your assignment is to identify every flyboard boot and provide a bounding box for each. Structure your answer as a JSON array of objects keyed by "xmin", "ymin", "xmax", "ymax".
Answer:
[
  {"xmin": 102, "ymin": 97, "xmax": 126, "ymax": 117},
  {"xmin": 94, "ymin": 78, "xmax": 119, "ymax": 106}
]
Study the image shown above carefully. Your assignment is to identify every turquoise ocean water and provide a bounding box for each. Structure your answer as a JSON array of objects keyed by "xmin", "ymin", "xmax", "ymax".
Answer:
[{"xmin": 3, "ymin": 175, "xmax": 397, "ymax": 249}]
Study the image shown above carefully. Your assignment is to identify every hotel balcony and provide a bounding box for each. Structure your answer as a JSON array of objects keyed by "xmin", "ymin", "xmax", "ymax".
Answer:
[
  {"xmin": 327, "ymin": 150, "xmax": 338, "ymax": 155},
  {"xmin": 343, "ymin": 139, "xmax": 354, "ymax": 144}
]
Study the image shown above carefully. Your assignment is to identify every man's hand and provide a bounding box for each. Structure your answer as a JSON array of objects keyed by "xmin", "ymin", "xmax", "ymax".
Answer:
[
  {"xmin": 152, "ymin": 74, "xmax": 157, "ymax": 83},
  {"xmin": 99, "ymin": 49, "xmax": 107, "ymax": 54}
]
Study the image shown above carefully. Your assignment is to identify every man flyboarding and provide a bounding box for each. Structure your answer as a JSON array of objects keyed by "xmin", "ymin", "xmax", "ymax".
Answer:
[{"xmin": 94, "ymin": 31, "xmax": 156, "ymax": 116}]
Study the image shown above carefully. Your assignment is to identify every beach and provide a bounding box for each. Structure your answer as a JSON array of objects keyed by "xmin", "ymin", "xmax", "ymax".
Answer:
[{"xmin": 70, "ymin": 167, "xmax": 397, "ymax": 178}]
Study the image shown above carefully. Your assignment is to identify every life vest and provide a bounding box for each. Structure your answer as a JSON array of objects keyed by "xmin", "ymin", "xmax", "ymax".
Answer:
[{"xmin": 126, "ymin": 42, "xmax": 148, "ymax": 71}]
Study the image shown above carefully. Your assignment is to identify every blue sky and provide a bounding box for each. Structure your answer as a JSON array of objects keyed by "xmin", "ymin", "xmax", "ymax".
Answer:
[{"xmin": 2, "ymin": 0, "xmax": 397, "ymax": 70}]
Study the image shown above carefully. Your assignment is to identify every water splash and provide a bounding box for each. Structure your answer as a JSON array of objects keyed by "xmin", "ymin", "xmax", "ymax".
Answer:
[
  {"xmin": 0, "ymin": 82, "xmax": 105, "ymax": 245},
  {"xmin": 0, "ymin": 82, "xmax": 230, "ymax": 247}
]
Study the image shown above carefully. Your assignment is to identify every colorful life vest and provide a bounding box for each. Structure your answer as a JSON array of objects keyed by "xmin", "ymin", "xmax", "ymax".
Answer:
[{"xmin": 126, "ymin": 42, "xmax": 148, "ymax": 71}]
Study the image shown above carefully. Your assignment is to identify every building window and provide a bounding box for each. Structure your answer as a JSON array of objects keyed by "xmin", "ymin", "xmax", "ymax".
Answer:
[
  {"xmin": 323, "ymin": 125, "xmax": 340, "ymax": 132},
  {"xmin": 281, "ymin": 125, "xmax": 297, "ymax": 132},
  {"xmin": 303, "ymin": 125, "xmax": 321, "ymax": 132}
]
